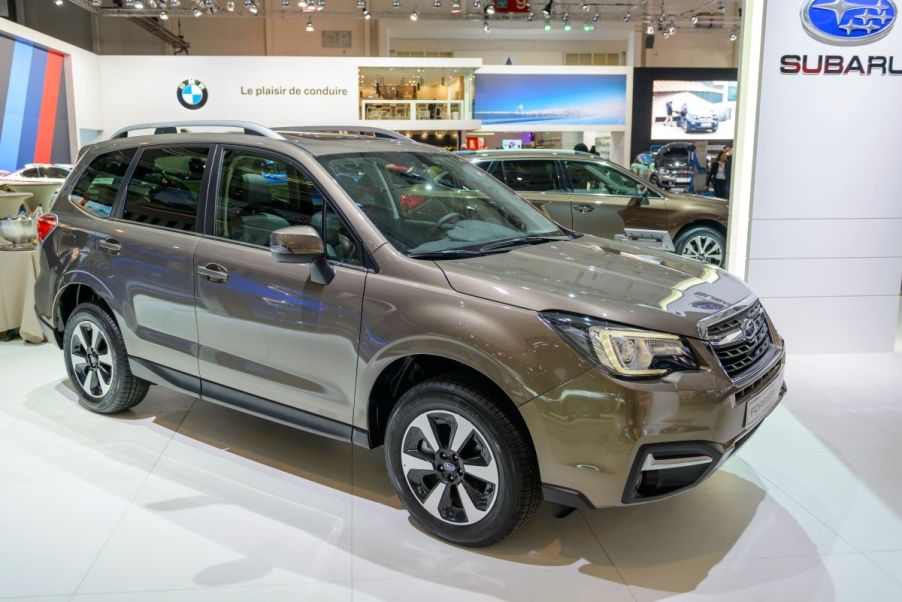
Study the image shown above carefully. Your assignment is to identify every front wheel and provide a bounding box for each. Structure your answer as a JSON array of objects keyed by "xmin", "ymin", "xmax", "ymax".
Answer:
[
  {"xmin": 385, "ymin": 377, "xmax": 541, "ymax": 547},
  {"xmin": 675, "ymin": 226, "xmax": 726, "ymax": 267}
]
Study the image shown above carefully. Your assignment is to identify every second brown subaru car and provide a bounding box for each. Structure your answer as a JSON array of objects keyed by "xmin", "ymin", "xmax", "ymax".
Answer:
[
  {"xmin": 34, "ymin": 121, "xmax": 784, "ymax": 547},
  {"xmin": 462, "ymin": 149, "xmax": 729, "ymax": 267}
]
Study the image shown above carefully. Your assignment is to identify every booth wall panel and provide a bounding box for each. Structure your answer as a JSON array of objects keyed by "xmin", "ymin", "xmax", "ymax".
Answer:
[
  {"xmin": 761, "ymin": 296, "xmax": 898, "ymax": 354},
  {"xmin": 748, "ymin": 258, "xmax": 902, "ymax": 299},
  {"xmin": 748, "ymin": 219, "xmax": 902, "ymax": 260}
]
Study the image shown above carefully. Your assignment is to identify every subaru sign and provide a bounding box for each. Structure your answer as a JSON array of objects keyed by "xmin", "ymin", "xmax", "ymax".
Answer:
[{"xmin": 801, "ymin": 0, "xmax": 897, "ymax": 45}]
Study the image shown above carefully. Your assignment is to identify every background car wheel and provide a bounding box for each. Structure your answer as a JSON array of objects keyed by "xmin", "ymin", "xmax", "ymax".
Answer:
[
  {"xmin": 385, "ymin": 376, "xmax": 542, "ymax": 547},
  {"xmin": 63, "ymin": 303, "xmax": 149, "ymax": 414},
  {"xmin": 675, "ymin": 226, "xmax": 726, "ymax": 267}
]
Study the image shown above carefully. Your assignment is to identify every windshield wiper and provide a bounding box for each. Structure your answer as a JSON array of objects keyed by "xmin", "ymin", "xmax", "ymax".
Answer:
[
  {"xmin": 477, "ymin": 235, "xmax": 570, "ymax": 253},
  {"xmin": 406, "ymin": 248, "xmax": 486, "ymax": 260}
]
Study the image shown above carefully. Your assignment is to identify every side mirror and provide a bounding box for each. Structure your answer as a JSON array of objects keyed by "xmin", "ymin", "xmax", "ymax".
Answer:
[{"xmin": 270, "ymin": 225, "xmax": 334, "ymax": 285}]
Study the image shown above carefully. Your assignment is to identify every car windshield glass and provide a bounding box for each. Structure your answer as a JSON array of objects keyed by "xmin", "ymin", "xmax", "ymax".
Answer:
[{"xmin": 317, "ymin": 151, "xmax": 568, "ymax": 256}]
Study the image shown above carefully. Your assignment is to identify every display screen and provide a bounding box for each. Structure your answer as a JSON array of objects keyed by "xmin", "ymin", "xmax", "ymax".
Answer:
[
  {"xmin": 650, "ymin": 80, "xmax": 737, "ymax": 141},
  {"xmin": 474, "ymin": 73, "xmax": 628, "ymax": 126},
  {"xmin": 501, "ymin": 139, "xmax": 523, "ymax": 149}
]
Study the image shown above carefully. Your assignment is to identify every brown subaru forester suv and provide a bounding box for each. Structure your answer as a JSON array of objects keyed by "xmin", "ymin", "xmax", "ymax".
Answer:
[
  {"xmin": 34, "ymin": 121, "xmax": 785, "ymax": 547},
  {"xmin": 462, "ymin": 149, "xmax": 729, "ymax": 266}
]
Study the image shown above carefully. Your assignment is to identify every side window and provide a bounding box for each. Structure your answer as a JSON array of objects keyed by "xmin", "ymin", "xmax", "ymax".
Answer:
[
  {"xmin": 216, "ymin": 149, "xmax": 324, "ymax": 247},
  {"xmin": 500, "ymin": 160, "xmax": 562, "ymax": 192},
  {"xmin": 324, "ymin": 204, "xmax": 362, "ymax": 266},
  {"xmin": 45, "ymin": 167, "xmax": 70, "ymax": 179},
  {"xmin": 69, "ymin": 149, "xmax": 136, "ymax": 218},
  {"xmin": 121, "ymin": 147, "xmax": 209, "ymax": 232},
  {"xmin": 565, "ymin": 161, "xmax": 644, "ymax": 196},
  {"xmin": 486, "ymin": 161, "xmax": 505, "ymax": 181},
  {"xmin": 21, "ymin": 168, "xmax": 40, "ymax": 178}
]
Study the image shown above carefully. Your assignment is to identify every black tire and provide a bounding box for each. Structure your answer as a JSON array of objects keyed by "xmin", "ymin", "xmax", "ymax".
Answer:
[
  {"xmin": 63, "ymin": 302, "xmax": 149, "ymax": 414},
  {"xmin": 385, "ymin": 376, "xmax": 541, "ymax": 547},
  {"xmin": 675, "ymin": 225, "xmax": 726, "ymax": 267}
]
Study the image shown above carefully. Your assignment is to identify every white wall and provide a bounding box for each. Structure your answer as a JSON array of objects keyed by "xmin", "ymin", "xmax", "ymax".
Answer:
[
  {"xmin": 737, "ymin": 2, "xmax": 901, "ymax": 353},
  {"xmin": 643, "ymin": 30, "xmax": 740, "ymax": 68}
]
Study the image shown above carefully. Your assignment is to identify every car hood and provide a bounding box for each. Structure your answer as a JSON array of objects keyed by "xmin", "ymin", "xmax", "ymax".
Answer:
[
  {"xmin": 436, "ymin": 236, "xmax": 752, "ymax": 338},
  {"xmin": 664, "ymin": 191, "xmax": 729, "ymax": 210}
]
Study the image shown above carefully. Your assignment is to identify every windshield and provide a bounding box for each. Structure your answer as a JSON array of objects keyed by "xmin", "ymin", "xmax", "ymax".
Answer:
[{"xmin": 317, "ymin": 151, "xmax": 568, "ymax": 256}]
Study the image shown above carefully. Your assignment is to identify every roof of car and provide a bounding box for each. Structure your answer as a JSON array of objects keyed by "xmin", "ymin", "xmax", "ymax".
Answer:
[{"xmin": 456, "ymin": 149, "xmax": 604, "ymax": 161}]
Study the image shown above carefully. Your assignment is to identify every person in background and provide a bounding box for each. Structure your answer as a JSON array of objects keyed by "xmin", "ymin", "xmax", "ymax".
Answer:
[
  {"xmin": 707, "ymin": 147, "xmax": 733, "ymax": 199},
  {"xmin": 574, "ymin": 143, "xmax": 589, "ymax": 153},
  {"xmin": 589, "ymin": 145, "xmax": 598, "ymax": 155},
  {"xmin": 665, "ymin": 100, "xmax": 674, "ymax": 125}
]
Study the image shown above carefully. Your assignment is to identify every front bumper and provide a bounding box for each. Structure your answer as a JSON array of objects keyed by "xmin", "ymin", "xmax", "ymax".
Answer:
[{"xmin": 522, "ymin": 342, "xmax": 786, "ymax": 509}]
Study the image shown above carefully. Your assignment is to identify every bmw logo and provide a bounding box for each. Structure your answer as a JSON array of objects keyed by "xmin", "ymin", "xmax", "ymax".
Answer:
[
  {"xmin": 177, "ymin": 78, "xmax": 208, "ymax": 110},
  {"xmin": 801, "ymin": 0, "xmax": 897, "ymax": 45}
]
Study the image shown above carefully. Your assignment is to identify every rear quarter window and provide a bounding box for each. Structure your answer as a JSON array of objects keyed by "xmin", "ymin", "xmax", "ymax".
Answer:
[{"xmin": 69, "ymin": 149, "xmax": 137, "ymax": 218}]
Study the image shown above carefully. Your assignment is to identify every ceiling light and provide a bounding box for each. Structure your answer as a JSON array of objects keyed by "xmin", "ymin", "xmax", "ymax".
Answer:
[
  {"xmin": 172, "ymin": 0, "xmax": 182, "ymax": 6},
  {"xmin": 591, "ymin": 12, "xmax": 598, "ymax": 22},
  {"xmin": 245, "ymin": 1, "xmax": 257, "ymax": 14},
  {"xmin": 583, "ymin": 21, "xmax": 593, "ymax": 31},
  {"xmin": 483, "ymin": 19, "xmax": 491, "ymax": 32},
  {"xmin": 729, "ymin": 30, "xmax": 738, "ymax": 42},
  {"xmin": 486, "ymin": 1, "xmax": 495, "ymax": 15},
  {"xmin": 54, "ymin": 0, "xmax": 64, "ymax": 5},
  {"xmin": 668, "ymin": 22, "xmax": 676, "ymax": 35},
  {"xmin": 134, "ymin": 1, "xmax": 145, "ymax": 8},
  {"xmin": 92, "ymin": 0, "xmax": 101, "ymax": 6},
  {"xmin": 363, "ymin": 8, "xmax": 371, "ymax": 18},
  {"xmin": 410, "ymin": 8, "xmax": 418, "ymax": 20},
  {"xmin": 646, "ymin": 22, "xmax": 654, "ymax": 35},
  {"xmin": 541, "ymin": 0, "xmax": 551, "ymax": 17},
  {"xmin": 526, "ymin": 11, "xmax": 534, "ymax": 21},
  {"xmin": 306, "ymin": 17, "xmax": 314, "ymax": 31},
  {"xmin": 433, "ymin": 0, "xmax": 441, "ymax": 5},
  {"xmin": 393, "ymin": 0, "xmax": 401, "ymax": 7},
  {"xmin": 544, "ymin": 19, "xmax": 551, "ymax": 30},
  {"xmin": 473, "ymin": 0, "xmax": 481, "ymax": 7},
  {"xmin": 159, "ymin": 8, "xmax": 168, "ymax": 18},
  {"xmin": 624, "ymin": 10, "xmax": 630, "ymax": 22},
  {"xmin": 193, "ymin": 6, "xmax": 203, "ymax": 16},
  {"xmin": 226, "ymin": 0, "xmax": 234, "ymax": 9},
  {"xmin": 357, "ymin": 0, "xmax": 365, "ymax": 6},
  {"xmin": 662, "ymin": 31, "xmax": 670, "ymax": 38},
  {"xmin": 451, "ymin": 0, "xmax": 461, "ymax": 12},
  {"xmin": 580, "ymin": 1, "xmax": 589, "ymax": 11},
  {"xmin": 564, "ymin": 21, "xmax": 572, "ymax": 31},
  {"xmin": 282, "ymin": 0, "xmax": 290, "ymax": 6},
  {"xmin": 691, "ymin": 14, "xmax": 699, "ymax": 24},
  {"xmin": 316, "ymin": 0, "xmax": 325, "ymax": 11}
]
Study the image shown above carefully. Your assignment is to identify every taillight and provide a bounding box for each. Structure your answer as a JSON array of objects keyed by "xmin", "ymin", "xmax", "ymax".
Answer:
[
  {"xmin": 36, "ymin": 213, "xmax": 58, "ymax": 242},
  {"xmin": 400, "ymin": 194, "xmax": 427, "ymax": 212}
]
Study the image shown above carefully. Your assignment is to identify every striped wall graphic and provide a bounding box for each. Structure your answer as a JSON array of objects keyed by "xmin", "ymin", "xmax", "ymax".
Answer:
[{"xmin": 0, "ymin": 34, "xmax": 71, "ymax": 173}]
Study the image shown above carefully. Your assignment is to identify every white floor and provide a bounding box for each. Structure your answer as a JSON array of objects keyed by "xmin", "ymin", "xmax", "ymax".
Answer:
[{"xmin": 1, "ymin": 342, "xmax": 902, "ymax": 602}]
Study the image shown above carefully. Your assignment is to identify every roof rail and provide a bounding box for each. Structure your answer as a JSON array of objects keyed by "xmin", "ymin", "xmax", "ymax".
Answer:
[
  {"xmin": 109, "ymin": 120, "xmax": 286, "ymax": 140},
  {"xmin": 275, "ymin": 126, "xmax": 412, "ymax": 141}
]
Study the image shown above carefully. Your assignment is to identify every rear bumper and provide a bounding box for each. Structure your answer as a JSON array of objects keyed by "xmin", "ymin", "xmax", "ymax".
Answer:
[{"xmin": 526, "ymin": 347, "xmax": 786, "ymax": 509}]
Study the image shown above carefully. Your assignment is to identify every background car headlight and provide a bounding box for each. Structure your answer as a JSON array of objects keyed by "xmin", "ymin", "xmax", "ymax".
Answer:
[{"xmin": 541, "ymin": 312, "xmax": 698, "ymax": 378}]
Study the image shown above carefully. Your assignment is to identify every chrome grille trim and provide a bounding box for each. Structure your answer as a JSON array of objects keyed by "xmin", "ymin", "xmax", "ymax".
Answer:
[{"xmin": 701, "ymin": 296, "xmax": 777, "ymax": 381}]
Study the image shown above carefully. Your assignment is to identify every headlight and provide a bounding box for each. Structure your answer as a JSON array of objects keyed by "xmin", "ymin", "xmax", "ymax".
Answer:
[
  {"xmin": 541, "ymin": 312, "xmax": 698, "ymax": 378},
  {"xmin": 658, "ymin": 168, "xmax": 671, "ymax": 175}
]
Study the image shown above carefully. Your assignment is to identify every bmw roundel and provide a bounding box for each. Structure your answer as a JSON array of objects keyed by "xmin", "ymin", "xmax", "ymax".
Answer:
[
  {"xmin": 177, "ymin": 78, "xmax": 208, "ymax": 110},
  {"xmin": 802, "ymin": 0, "xmax": 897, "ymax": 45}
]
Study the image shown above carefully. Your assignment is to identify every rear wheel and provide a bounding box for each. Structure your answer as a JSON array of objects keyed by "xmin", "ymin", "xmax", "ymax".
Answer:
[
  {"xmin": 675, "ymin": 226, "xmax": 726, "ymax": 267},
  {"xmin": 63, "ymin": 303, "xmax": 149, "ymax": 414},
  {"xmin": 385, "ymin": 376, "xmax": 541, "ymax": 547}
]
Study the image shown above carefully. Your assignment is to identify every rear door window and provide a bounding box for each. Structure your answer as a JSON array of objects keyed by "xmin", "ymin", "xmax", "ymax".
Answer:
[
  {"xmin": 498, "ymin": 160, "xmax": 562, "ymax": 192},
  {"xmin": 69, "ymin": 149, "xmax": 137, "ymax": 218},
  {"xmin": 121, "ymin": 147, "xmax": 209, "ymax": 232}
]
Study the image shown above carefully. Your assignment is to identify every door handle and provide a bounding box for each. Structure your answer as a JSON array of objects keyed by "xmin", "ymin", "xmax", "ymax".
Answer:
[
  {"xmin": 99, "ymin": 237, "xmax": 122, "ymax": 255},
  {"xmin": 573, "ymin": 204, "xmax": 595, "ymax": 213},
  {"xmin": 197, "ymin": 263, "xmax": 229, "ymax": 283}
]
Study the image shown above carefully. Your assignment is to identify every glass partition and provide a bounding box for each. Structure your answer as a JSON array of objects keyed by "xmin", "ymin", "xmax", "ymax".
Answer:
[{"xmin": 359, "ymin": 67, "xmax": 474, "ymax": 122}]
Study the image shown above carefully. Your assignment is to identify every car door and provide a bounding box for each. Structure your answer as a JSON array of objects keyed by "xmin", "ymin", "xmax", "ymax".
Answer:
[
  {"xmin": 194, "ymin": 146, "xmax": 367, "ymax": 425},
  {"xmin": 477, "ymin": 159, "xmax": 572, "ymax": 229},
  {"xmin": 564, "ymin": 159, "xmax": 669, "ymax": 243},
  {"xmin": 103, "ymin": 145, "xmax": 209, "ymax": 375}
]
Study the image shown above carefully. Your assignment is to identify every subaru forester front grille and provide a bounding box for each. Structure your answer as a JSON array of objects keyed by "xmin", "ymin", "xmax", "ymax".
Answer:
[{"xmin": 706, "ymin": 301, "xmax": 775, "ymax": 379}]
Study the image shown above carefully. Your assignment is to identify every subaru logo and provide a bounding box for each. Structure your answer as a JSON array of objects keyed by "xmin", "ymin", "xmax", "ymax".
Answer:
[
  {"xmin": 741, "ymin": 317, "xmax": 757, "ymax": 339},
  {"xmin": 443, "ymin": 462, "xmax": 457, "ymax": 473},
  {"xmin": 802, "ymin": 0, "xmax": 897, "ymax": 45},
  {"xmin": 177, "ymin": 78, "xmax": 208, "ymax": 110}
]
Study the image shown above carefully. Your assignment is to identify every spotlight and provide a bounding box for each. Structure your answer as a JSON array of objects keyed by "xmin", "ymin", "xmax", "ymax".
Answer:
[
  {"xmin": 729, "ymin": 30, "xmax": 738, "ymax": 41},
  {"xmin": 564, "ymin": 21, "xmax": 572, "ymax": 31},
  {"xmin": 451, "ymin": 0, "xmax": 461, "ymax": 12},
  {"xmin": 623, "ymin": 10, "xmax": 630, "ymax": 22},
  {"xmin": 357, "ymin": 0, "xmax": 365, "ymax": 6},
  {"xmin": 542, "ymin": 0, "xmax": 551, "ymax": 18},
  {"xmin": 591, "ymin": 12, "xmax": 598, "ymax": 22},
  {"xmin": 483, "ymin": 19, "xmax": 491, "ymax": 32},
  {"xmin": 486, "ymin": 1, "xmax": 495, "ymax": 15},
  {"xmin": 663, "ymin": 30, "xmax": 670, "ymax": 38},
  {"xmin": 580, "ymin": 1, "xmax": 588, "ymax": 11},
  {"xmin": 316, "ymin": 0, "xmax": 324, "ymax": 11},
  {"xmin": 544, "ymin": 18, "xmax": 551, "ymax": 30},
  {"xmin": 92, "ymin": 0, "xmax": 101, "ymax": 6},
  {"xmin": 282, "ymin": 0, "xmax": 290, "ymax": 6},
  {"xmin": 134, "ymin": 1, "xmax": 144, "ymax": 8},
  {"xmin": 691, "ymin": 14, "xmax": 699, "ymax": 24},
  {"xmin": 392, "ymin": 0, "xmax": 400, "ymax": 7},
  {"xmin": 159, "ymin": 8, "xmax": 169, "ymax": 18},
  {"xmin": 473, "ymin": 0, "xmax": 481, "ymax": 7},
  {"xmin": 54, "ymin": 0, "xmax": 64, "ymax": 5},
  {"xmin": 226, "ymin": 0, "xmax": 234, "ymax": 10},
  {"xmin": 526, "ymin": 11, "xmax": 534, "ymax": 21},
  {"xmin": 410, "ymin": 8, "xmax": 418, "ymax": 20},
  {"xmin": 363, "ymin": 8, "xmax": 371, "ymax": 18},
  {"xmin": 193, "ymin": 6, "xmax": 203, "ymax": 16},
  {"xmin": 245, "ymin": 1, "xmax": 257, "ymax": 14},
  {"xmin": 668, "ymin": 21, "xmax": 676, "ymax": 34},
  {"xmin": 433, "ymin": 0, "xmax": 441, "ymax": 6},
  {"xmin": 583, "ymin": 21, "xmax": 593, "ymax": 31},
  {"xmin": 306, "ymin": 17, "xmax": 314, "ymax": 31},
  {"xmin": 646, "ymin": 22, "xmax": 654, "ymax": 35}
]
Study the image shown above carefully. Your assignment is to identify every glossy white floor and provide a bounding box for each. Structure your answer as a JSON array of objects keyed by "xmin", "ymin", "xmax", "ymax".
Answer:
[{"xmin": 2, "ymin": 342, "xmax": 902, "ymax": 602}]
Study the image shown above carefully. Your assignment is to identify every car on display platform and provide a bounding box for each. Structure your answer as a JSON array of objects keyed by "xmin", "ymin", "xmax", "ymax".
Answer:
[
  {"xmin": 648, "ymin": 142, "xmax": 697, "ymax": 192},
  {"xmin": 33, "ymin": 121, "xmax": 785, "ymax": 547},
  {"xmin": 680, "ymin": 112, "xmax": 719, "ymax": 134},
  {"xmin": 461, "ymin": 149, "xmax": 728, "ymax": 266}
]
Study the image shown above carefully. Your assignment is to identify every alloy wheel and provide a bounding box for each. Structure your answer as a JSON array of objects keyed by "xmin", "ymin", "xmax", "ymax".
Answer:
[
  {"xmin": 69, "ymin": 320, "xmax": 114, "ymax": 398},
  {"xmin": 400, "ymin": 410, "xmax": 499, "ymax": 525},
  {"xmin": 681, "ymin": 235, "xmax": 724, "ymax": 265}
]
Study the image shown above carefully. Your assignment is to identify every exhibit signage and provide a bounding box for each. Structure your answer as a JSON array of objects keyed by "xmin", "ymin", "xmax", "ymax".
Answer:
[{"xmin": 781, "ymin": 0, "xmax": 900, "ymax": 75}]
